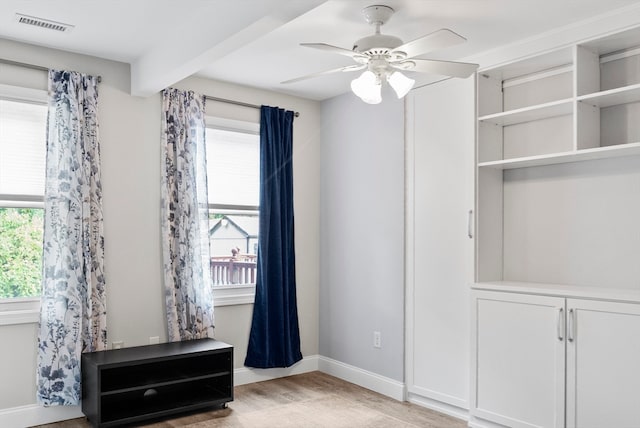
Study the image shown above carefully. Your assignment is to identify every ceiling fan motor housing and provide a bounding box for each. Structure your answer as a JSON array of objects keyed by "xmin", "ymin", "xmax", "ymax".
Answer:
[
  {"xmin": 354, "ymin": 5, "xmax": 406, "ymax": 61},
  {"xmin": 353, "ymin": 34, "xmax": 404, "ymax": 57}
]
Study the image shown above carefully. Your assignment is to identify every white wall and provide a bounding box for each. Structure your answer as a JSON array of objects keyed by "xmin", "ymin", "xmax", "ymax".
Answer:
[
  {"xmin": 0, "ymin": 38, "xmax": 320, "ymax": 416},
  {"xmin": 503, "ymin": 156, "xmax": 640, "ymax": 289},
  {"xmin": 319, "ymin": 87, "xmax": 405, "ymax": 382}
]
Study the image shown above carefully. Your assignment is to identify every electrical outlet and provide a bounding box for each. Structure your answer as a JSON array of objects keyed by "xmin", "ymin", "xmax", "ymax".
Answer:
[
  {"xmin": 112, "ymin": 341, "xmax": 124, "ymax": 350},
  {"xmin": 149, "ymin": 336, "xmax": 160, "ymax": 345},
  {"xmin": 373, "ymin": 331, "xmax": 381, "ymax": 348}
]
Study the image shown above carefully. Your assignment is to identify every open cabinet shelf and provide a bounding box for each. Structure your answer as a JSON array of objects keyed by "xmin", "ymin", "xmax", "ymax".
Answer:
[
  {"xmin": 478, "ymin": 141, "xmax": 640, "ymax": 169},
  {"xmin": 478, "ymin": 98, "xmax": 573, "ymax": 126},
  {"xmin": 577, "ymin": 82, "xmax": 640, "ymax": 107},
  {"xmin": 476, "ymin": 24, "xmax": 640, "ymax": 294}
]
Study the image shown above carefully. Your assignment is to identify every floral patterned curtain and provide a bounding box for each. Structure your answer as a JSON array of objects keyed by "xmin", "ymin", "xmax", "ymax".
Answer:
[
  {"xmin": 161, "ymin": 88, "xmax": 214, "ymax": 341},
  {"xmin": 36, "ymin": 70, "xmax": 106, "ymax": 406}
]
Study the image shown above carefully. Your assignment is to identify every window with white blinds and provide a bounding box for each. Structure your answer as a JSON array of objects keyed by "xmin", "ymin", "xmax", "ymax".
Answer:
[
  {"xmin": 0, "ymin": 86, "xmax": 47, "ymax": 305},
  {"xmin": 205, "ymin": 118, "xmax": 260, "ymax": 304},
  {"xmin": 0, "ymin": 97, "xmax": 47, "ymax": 199}
]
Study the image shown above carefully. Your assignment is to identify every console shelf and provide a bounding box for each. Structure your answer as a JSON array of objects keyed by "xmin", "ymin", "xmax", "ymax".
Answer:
[{"xmin": 81, "ymin": 338, "xmax": 233, "ymax": 427}]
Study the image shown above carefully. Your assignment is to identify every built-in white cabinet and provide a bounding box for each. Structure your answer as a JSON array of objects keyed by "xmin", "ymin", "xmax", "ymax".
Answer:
[
  {"xmin": 565, "ymin": 298, "xmax": 640, "ymax": 428},
  {"xmin": 473, "ymin": 24, "xmax": 640, "ymax": 428},
  {"xmin": 472, "ymin": 288, "xmax": 640, "ymax": 428},
  {"xmin": 405, "ymin": 76, "xmax": 475, "ymax": 418},
  {"xmin": 471, "ymin": 290, "xmax": 565, "ymax": 428}
]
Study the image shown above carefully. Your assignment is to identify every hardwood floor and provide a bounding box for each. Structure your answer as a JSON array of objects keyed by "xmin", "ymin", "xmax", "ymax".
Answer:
[{"xmin": 38, "ymin": 371, "xmax": 466, "ymax": 427}]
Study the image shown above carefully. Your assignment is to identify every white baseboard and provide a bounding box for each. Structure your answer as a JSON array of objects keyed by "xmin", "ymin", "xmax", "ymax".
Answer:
[
  {"xmin": 407, "ymin": 392, "xmax": 469, "ymax": 422},
  {"xmin": 234, "ymin": 354, "xmax": 320, "ymax": 386},
  {"xmin": 317, "ymin": 356, "xmax": 405, "ymax": 401},
  {"xmin": 0, "ymin": 404, "xmax": 84, "ymax": 428}
]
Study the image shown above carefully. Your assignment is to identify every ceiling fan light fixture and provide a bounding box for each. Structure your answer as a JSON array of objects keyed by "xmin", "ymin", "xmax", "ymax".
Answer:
[
  {"xmin": 288, "ymin": 5, "xmax": 476, "ymax": 102},
  {"xmin": 387, "ymin": 71, "xmax": 415, "ymax": 98},
  {"xmin": 351, "ymin": 71, "xmax": 382, "ymax": 104}
]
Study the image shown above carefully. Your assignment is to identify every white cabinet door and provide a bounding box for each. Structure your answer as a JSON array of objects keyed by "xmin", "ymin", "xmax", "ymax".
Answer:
[
  {"xmin": 405, "ymin": 76, "xmax": 475, "ymax": 414},
  {"xmin": 566, "ymin": 299, "xmax": 640, "ymax": 428},
  {"xmin": 471, "ymin": 290, "xmax": 566, "ymax": 428}
]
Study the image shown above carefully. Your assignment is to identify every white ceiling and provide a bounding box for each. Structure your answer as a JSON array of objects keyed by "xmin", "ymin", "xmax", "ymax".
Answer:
[{"xmin": 2, "ymin": 0, "xmax": 640, "ymax": 100}]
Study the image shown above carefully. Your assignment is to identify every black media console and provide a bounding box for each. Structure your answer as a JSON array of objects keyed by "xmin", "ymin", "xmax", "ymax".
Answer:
[{"xmin": 81, "ymin": 338, "xmax": 233, "ymax": 427}]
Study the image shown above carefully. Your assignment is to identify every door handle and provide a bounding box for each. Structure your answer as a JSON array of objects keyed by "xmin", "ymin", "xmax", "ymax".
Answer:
[
  {"xmin": 557, "ymin": 307, "xmax": 564, "ymax": 341},
  {"xmin": 568, "ymin": 308, "xmax": 575, "ymax": 342},
  {"xmin": 467, "ymin": 209, "xmax": 473, "ymax": 239}
]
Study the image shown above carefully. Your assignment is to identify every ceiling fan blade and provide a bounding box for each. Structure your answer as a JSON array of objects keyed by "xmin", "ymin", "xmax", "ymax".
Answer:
[
  {"xmin": 281, "ymin": 64, "xmax": 366, "ymax": 84},
  {"xmin": 395, "ymin": 59, "xmax": 478, "ymax": 78},
  {"xmin": 391, "ymin": 29, "xmax": 466, "ymax": 59},
  {"xmin": 300, "ymin": 43, "xmax": 368, "ymax": 60}
]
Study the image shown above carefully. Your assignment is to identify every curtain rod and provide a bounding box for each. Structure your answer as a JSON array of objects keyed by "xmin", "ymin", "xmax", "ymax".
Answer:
[
  {"xmin": 205, "ymin": 95, "xmax": 300, "ymax": 117},
  {"xmin": 0, "ymin": 58, "xmax": 102, "ymax": 83}
]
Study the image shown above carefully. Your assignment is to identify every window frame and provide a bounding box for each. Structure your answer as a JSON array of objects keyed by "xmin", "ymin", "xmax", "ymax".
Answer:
[
  {"xmin": 205, "ymin": 116, "xmax": 260, "ymax": 306},
  {"xmin": 0, "ymin": 84, "xmax": 47, "ymax": 324}
]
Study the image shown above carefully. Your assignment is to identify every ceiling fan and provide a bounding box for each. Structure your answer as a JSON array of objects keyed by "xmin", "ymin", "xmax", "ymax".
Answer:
[{"xmin": 282, "ymin": 4, "xmax": 478, "ymax": 104}]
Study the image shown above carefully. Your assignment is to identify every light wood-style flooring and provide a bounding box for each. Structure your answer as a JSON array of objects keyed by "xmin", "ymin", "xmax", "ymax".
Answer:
[{"xmin": 38, "ymin": 371, "xmax": 466, "ymax": 427}]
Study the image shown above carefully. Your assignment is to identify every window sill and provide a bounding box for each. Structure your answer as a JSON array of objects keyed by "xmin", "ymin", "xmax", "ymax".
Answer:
[
  {"xmin": 0, "ymin": 298, "xmax": 40, "ymax": 326},
  {"xmin": 213, "ymin": 284, "xmax": 256, "ymax": 306},
  {"xmin": 0, "ymin": 285, "xmax": 253, "ymax": 326}
]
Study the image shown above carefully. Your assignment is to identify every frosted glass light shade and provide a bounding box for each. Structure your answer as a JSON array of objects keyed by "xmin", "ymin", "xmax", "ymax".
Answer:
[
  {"xmin": 351, "ymin": 71, "xmax": 382, "ymax": 104},
  {"xmin": 387, "ymin": 71, "xmax": 415, "ymax": 98}
]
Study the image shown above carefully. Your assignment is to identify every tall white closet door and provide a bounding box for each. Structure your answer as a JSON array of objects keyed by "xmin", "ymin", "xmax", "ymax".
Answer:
[
  {"xmin": 406, "ymin": 76, "xmax": 475, "ymax": 414},
  {"xmin": 566, "ymin": 299, "xmax": 640, "ymax": 428}
]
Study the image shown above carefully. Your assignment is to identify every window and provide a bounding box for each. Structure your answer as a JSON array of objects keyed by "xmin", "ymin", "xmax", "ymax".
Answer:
[
  {"xmin": 206, "ymin": 117, "xmax": 259, "ymax": 305},
  {"xmin": 0, "ymin": 85, "xmax": 47, "ymax": 323}
]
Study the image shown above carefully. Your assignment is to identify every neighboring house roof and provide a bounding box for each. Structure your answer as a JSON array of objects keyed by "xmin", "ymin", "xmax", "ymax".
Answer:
[{"xmin": 210, "ymin": 215, "xmax": 259, "ymax": 238}]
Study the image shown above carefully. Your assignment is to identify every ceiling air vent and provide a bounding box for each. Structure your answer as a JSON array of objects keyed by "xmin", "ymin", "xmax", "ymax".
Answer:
[{"xmin": 15, "ymin": 13, "xmax": 74, "ymax": 32}]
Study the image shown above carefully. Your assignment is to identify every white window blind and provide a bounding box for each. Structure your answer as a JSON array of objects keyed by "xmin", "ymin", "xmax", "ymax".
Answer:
[
  {"xmin": 0, "ymin": 98, "xmax": 47, "ymax": 197},
  {"xmin": 206, "ymin": 128, "xmax": 259, "ymax": 207}
]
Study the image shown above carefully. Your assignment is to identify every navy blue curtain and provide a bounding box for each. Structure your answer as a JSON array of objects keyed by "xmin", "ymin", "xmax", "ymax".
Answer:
[{"xmin": 244, "ymin": 106, "xmax": 302, "ymax": 368}]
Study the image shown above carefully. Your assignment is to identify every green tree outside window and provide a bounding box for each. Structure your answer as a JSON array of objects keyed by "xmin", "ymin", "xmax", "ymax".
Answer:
[{"xmin": 0, "ymin": 208, "xmax": 43, "ymax": 298}]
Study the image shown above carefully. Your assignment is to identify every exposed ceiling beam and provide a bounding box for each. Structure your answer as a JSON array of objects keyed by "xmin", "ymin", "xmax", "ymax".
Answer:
[{"xmin": 131, "ymin": 0, "xmax": 327, "ymax": 97}]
